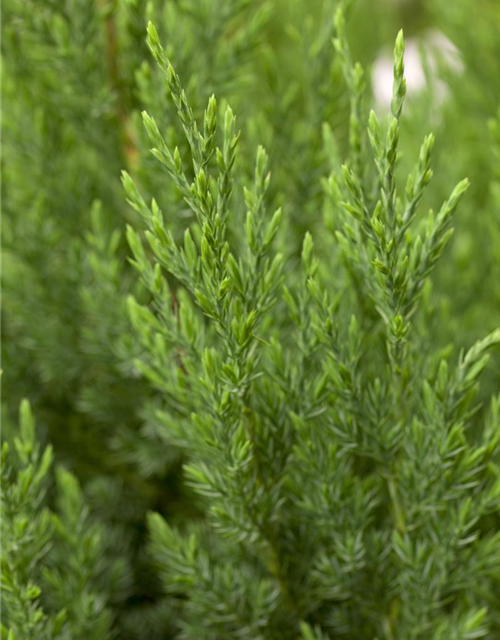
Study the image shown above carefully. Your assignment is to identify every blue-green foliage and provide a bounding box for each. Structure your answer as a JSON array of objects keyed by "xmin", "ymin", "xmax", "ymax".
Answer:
[
  {"xmin": 2, "ymin": 0, "xmax": 500, "ymax": 638},
  {"xmin": 1, "ymin": 401, "xmax": 115, "ymax": 639}
]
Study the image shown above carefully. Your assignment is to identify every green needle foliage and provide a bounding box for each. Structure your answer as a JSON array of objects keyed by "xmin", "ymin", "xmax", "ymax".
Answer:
[
  {"xmin": 1, "ymin": 401, "xmax": 115, "ymax": 640},
  {"xmin": 119, "ymin": 19, "xmax": 500, "ymax": 639},
  {"xmin": 2, "ymin": 0, "xmax": 500, "ymax": 639}
]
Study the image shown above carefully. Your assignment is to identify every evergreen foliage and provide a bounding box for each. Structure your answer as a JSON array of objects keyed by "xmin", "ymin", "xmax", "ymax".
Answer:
[
  {"xmin": 2, "ymin": 0, "xmax": 500, "ymax": 638},
  {"xmin": 1, "ymin": 401, "xmax": 115, "ymax": 639}
]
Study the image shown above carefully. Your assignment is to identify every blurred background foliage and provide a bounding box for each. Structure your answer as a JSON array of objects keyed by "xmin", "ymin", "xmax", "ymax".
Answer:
[{"xmin": 2, "ymin": 0, "xmax": 500, "ymax": 637}]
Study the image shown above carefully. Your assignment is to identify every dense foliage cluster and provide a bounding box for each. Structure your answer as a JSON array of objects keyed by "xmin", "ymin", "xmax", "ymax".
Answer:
[{"xmin": 2, "ymin": 0, "xmax": 500, "ymax": 638}]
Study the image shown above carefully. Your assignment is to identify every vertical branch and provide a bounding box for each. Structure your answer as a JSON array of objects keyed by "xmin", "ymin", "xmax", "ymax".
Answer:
[{"xmin": 100, "ymin": 0, "xmax": 138, "ymax": 169}]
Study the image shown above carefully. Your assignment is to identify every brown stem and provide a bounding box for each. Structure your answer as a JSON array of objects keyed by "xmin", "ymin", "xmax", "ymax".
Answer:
[{"xmin": 101, "ymin": 0, "xmax": 138, "ymax": 169}]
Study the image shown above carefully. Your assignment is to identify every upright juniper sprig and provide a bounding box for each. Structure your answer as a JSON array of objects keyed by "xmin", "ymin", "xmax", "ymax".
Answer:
[
  {"xmin": 1, "ymin": 401, "xmax": 114, "ymax": 640},
  {"xmin": 1, "ymin": 401, "xmax": 58, "ymax": 640},
  {"xmin": 322, "ymin": 12, "xmax": 500, "ymax": 639},
  {"xmin": 123, "ymin": 24, "xmax": 305, "ymax": 638},
  {"xmin": 331, "ymin": 16, "xmax": 469, "ymax": 410},
  {"xmin": 117, "ymin": 15, "xmax": 500, "ymax": 640}
]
